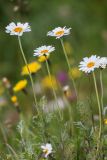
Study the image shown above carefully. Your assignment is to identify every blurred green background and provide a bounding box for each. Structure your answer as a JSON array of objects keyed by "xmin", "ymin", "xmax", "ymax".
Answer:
[{"xmin": 1, "ymin": 0, "xmax": 107, "ymax": 80}]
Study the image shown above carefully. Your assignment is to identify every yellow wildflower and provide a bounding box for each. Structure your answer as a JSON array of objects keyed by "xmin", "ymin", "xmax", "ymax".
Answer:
[
  {"xmin": 42, "ymin": 75, "xmax": 57, "ymax": 89},
  {"xmin": 104, "ymin": 119, "xmax": 107, "ymax": 125},
  {"xmin": 38, "ymin": 55, "xmax": 50, "ymax": 62},
  {"xmin": 13, "ymin": 80, "xmax": 27, "ymax": 92},
  {"xmin": 64, "ymin": 42, "xmax": 73, "ymax": 55},
  {"xmin": 11, "ymin": 95, "xmax": 17, "ymax": 103},
  {"xmin": 69, "ymin": 67, "xmax": 82, "ymax": 79},
  {"xmin": 21, "ymin": 61, "xmax": 41, "ymax": 75}
]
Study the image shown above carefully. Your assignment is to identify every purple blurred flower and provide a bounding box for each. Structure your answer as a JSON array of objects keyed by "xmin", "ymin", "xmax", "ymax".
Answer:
[{"xmin": 57, "ymin": 71, "xmax": 68, "ymax": 85}]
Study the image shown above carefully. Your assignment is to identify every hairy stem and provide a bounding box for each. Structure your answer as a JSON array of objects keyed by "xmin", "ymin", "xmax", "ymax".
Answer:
[
  {"xmin": 92, "ymin": 72, "xmax": 102, "ymax": 157},
  {"xmin": 100, "ymin": 70, "xmax": 104, "ymax": 112},
  {"xmin": 18, "ymin": 36, "xmax": 38, "ymax": 113},
  {"xmin": 45, "ymin": 59, "xmax": 63, "ymax": 121},
  {"xmin": 60, "ymin": 38, "xmax": 78, "ymax": 102}
]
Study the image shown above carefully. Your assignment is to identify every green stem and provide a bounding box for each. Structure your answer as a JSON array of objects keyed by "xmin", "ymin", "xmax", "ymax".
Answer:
[
  {"xmin": 88, "ymin": 76, "xmax": 95, "ymax": 132},
  {"xmin": 45, "ymin": 59, "xmax": 63, "ymax": 121},
  {"xmin": 18, "ymin": 36, "xmax": 38, "ymax": 113},
  {"xmin": 100, "ymin": 70, "xmax": 104, "ymax": 159},
  {"xmin": 100, "ymin": 70, "xmax": 104, "ymax": 112},
  {"xmin": 65, "ymin": 98, "xmax": 74, "ymax": 136},
  {"xmin": 6, "ymin": 143, "xmax": 18, "ymax": 160},
  {"xmin": 92, "ymin": 72, "xmax": 102, "ymax": 156},
  {"xmin": 60, "ymin": 38, "xmax": 78, "ymax": 102},
  {"xmin": 0, "ymin": 123, "xmax": 7, "ymax": 144}
]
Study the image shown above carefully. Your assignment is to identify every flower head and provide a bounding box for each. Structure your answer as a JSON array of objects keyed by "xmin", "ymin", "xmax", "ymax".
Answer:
[
  {"xmin": 13, "ymin": 80, "xmax": 27, "ymax": 92},
  {"xmin": 57, "ymin": 71, "xmax": 68, "ymax": 85},
  {"xmin": 5, "ymin": 22, "xmax": 31, "ymax": 36},
  {"xmin": 11, "ymin": 95, "xmax": 18, "ymax": 103},
  {"xmin": 97, "ymin": 57, "xmax": 107, "ymax": 69},
  {"xmin": 79, "ymin": 55, "xmax": 100, "ymax": 73},
  {"xmin": 63, "ymin": 85, "xmax": 71, "ymax": 97},
  {"xmin": 41, "ymin": 143, "xmax": 52, "ymax": 158},
  {"xmin": 11, "ymin": 95, "xmax": 20, "ymax": 112},
  {"xmin": 63, "ymin": 85, "xmax": 70, "ymax": 92},
  {"xmin": 104, "ymin": 119, "xmax": 107, "ymax": 125},
  {"xmin": 34, "ymin": 45, "xmax": 55, "ymax": 57},
  {"xmin": 2, "ymin": 77, "xmax": 11, "ymax": 89},
  {"xmin": 69, "ymin": 67, "xmax": 82, "ymax": 79},
  {"xmin": 62, "ymin": 85, "xmax": 76, "ymax": 101},
  {"xmin": 42, "ymin": 75, "xmax": 57, "ymax": 90},
  {"xmin": 38, "ymin": 55, "xmax": 50, "ymax": 62},
  {"xmin": 21, "ymin": 61, "xmax": 41, "ymax": 75},
  {"xmin": 47, "ymin": 26, "xmax": 71, "ymax": 39}
]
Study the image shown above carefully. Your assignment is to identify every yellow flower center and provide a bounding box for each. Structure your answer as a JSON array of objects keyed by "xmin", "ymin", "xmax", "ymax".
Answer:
[
  {"xmin": 55, "ymin": 30, "xmax": 64, "ymax": 36},
  {"xmin": 41, "ymin": 50, "xmax": 49, "ymax": 54},
  {"xmin": 87, "ymin": 62, "xmax": 95, "ymax": 68},
  {"xmin": 14, "ymin": 27, "xmax": 23, "ymax": 33},
  {"xmin": 44, "ymin": 149, "xmax": 48, "ymax": 154}
]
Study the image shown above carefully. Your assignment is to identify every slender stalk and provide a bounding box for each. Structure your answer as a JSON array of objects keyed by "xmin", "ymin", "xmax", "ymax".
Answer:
[
  {"xmin": 0, "ymin": 124, "xmax": 18, "ymax": 159},
  {"xmin": 0, "ymin": 123, "xmax": 7, "ymax": 143},
  {"xmin": 92, "ymin": 72, "xmax": 102, "ymax": 156},
  {"xmin": 45, "ymin": 59, "xmax": 63, "ymax": 120},
  {"xmin": 60, "ymin": 38, "xmax": 78, "ymax": 102},
  {"xmin": 18, "ymin": 36, "xmax": 38, "ymax": 113},
  {"xmin": 100, "ymin": 70, "xmax": 104, "ymax": 112},
  {"xmin": 6, "ymin": 143, "xmax": 18, "ymax": 160},
  {"xmin": 66, "ymin": 99, "xmax": 74, "ymax": 136},
  {"xmin": 88, "ymin": 76, "xmax": 95, "ymax": 131},
  {"xmin": 18, "ymin": 38, "xmax": 45, "ymax": 141},
  {"xmin": 99, "ymin": 70, "xmax": 104, "ymax": 159}
]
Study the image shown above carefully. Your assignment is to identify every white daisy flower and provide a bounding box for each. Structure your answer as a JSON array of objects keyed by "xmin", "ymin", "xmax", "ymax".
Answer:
[
  {"xmin": 47, "ymin": 26, "xmax": 71, "ymax": 39},
  {"xmin": 5, "ymin": 22, "xmax": 31, "ymax": 36},
  {"xmin": 34, "ymin": 45, "xmax": 55, "ymax": 57},
  {"xmin": 79, "ymin": 55, "xmax": 100, "ymax": 73},
  {"xmin": 41, "ymin": 143, "xmax": 52, "ymax": 158},
  {"xmin": 98, "ymin": 57, "xmax": 107, "ymax": 69}
]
